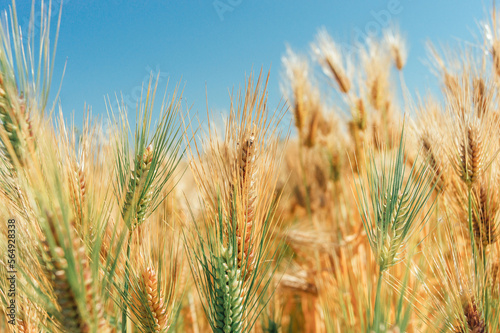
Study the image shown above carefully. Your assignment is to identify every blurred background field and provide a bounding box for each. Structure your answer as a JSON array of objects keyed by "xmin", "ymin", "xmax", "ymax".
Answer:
[{"xmin": 1, "ymin": 1, "xmax": 500, "ymax": 332}]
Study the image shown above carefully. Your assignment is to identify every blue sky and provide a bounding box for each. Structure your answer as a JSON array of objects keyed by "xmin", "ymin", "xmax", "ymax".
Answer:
[{"xmin": 0, "ymin": 0, "xmax": 490, "ymax": 128}]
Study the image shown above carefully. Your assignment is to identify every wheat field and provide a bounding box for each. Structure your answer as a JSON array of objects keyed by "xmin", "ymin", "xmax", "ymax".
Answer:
[{"xmin": 0, "ymin": 1, "xmax": 500, "ymax": 332}]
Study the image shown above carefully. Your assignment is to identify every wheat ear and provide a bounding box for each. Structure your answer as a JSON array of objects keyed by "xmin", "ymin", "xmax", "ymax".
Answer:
[
  {"xmin": 234, "ymin": 133, "xmax": 258, "ymax": 279},
  {"xmin": 472, "ymin": 180, "xmax": 498, "ymax": 248},
  {"xmin": 0, "ymin": 73, "xmax": 28, "ymax": 166},
  {"xmin": 69, "ymin": 160, "xmax": 87, "ymax": 227},
  {"xmin": 459, "ymin": 124, "xmax": 483, "ymax": 187},
  {"xmin": 492, "ymin": 40, "xmax": 500, "ymax": 78},
  {"xmin": 214, "ymin": 245, "xmax": 244, "ymax": 333},
  {"xmin": 422, "ymin": 135, "xmax": 447, "ymax": 193},
  {"xmin": 122, "ymin": 144, "xmax": 154, "ymax": 229},
  {"xmin": 41, "ymin": 212, "xmax": 89, "ymax": 332},
  {"xmin": 456, "ymin": 298, "xmax": 485, "ymax": 333},
  {"xmin": 41, "ymin": 211, "xmax": 110, "ymax": 332},
  {"xmin": 133, "ymin": 267, "xmax": 169, "ymax": 333}
]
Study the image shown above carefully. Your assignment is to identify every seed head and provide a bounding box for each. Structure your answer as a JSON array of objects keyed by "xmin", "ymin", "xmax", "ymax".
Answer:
[
  {"xmin": 458, "ymin": 123, "xmax": 483, "ymax": 186},
  {"xmin": 384, "ymin": 28, "xmax": 408, "ymax": 71},
  {"xmin": 313, "ymin": 29, "xmax": 351, "ymax": 94}
]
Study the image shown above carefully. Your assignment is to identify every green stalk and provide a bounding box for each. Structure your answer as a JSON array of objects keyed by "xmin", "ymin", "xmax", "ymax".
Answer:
[
  {"xmin": 372, "ymin": 268, "xmax": 384, "ymax": 332},
  {"xmin": 122, "ymin": 230, "xmax": 133, "ymax": 333},
  {"xmin": 467, "ymin": 186, "xmax": 478, "ymax": 276}
]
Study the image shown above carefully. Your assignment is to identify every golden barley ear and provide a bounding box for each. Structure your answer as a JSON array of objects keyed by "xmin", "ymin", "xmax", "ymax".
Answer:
[
  {"xmin": 491, "ymin": 261, "xmax": 500, "ymax": 294},
  {"xmin": 421, "ymin": 133, "xmax": 447, "ymax": 193},
  {"xmin": 131, "ymin": 267, "xmax": 169, "ymax": 333},
  {"xmin": 457, "ymin": 122, "xmax": 484, "ymax": 187},
  {"xmin": 492, "ymin": 40, "xmax": 500, "ymax": 78},
  {"xmin": 279, "ymin": 269, "xmax": 318, "ymax": 295},
  {"xmin": 68, "ymin": 159, "xmax": 87, "ymax": 229},
  {"xmin": 348, "ymin": 120, "xmax": 365, "ymax": 174},
  {"xmin": 304, "ymin": 107, "xmax": 321, "ymax": 148},
  {"xmin": 471, "ymin": 178, "xmax": 499, "ymax": 248},
  {"xmin": 456, "ymin": 298, "xmax": 486, "ymax": 333},
  {"xmin": 80, "ymin": 242, "xmax": 110, "ymax": 332},
  {"xmin": 383, "ymin": 26, "xmax": 408, "ymax": 71},
  {"xmin": 232, "ymin": 131, "xmax": 258, "ymax": 279},
  {"xmin": 15, "ymin": 320, "xmax": 37, "ymax": 333},
  {"xmin": 282, "ymin": 47, "xmax": 309, "ymax": 138},
  {"xmin": 472, "ymin": 77, "xmax": 487, "ymax": 117},
  {"xmin": 6, "ymin": 297, "xmax": 41, "ymax": 333},
  {"xmin": 312, "ymin": 29, "xmax": 351, "ymax": 94},
  {"xmin": 325, "ymin": 56, "xmax": 351, "ymax": 94}
]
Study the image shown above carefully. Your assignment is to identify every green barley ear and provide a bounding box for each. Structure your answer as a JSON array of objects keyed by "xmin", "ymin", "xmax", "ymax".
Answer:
[
  {"xmin": 354, "ymin": 124, "xmax": 435, "ymax": 272},
  {"xmin": 112, "ymin": 75, "xmax": 184, "ymax": 231},
  {"xmin": 185, "ymin": 195, "xmax": 284, "ymax": 333},
  {"xmin": 184, "ymin": 71, "xmax": 286, "ymax": 332},
  {"xmin": 353, "ymin": 124, "xmax": 435, "ymax": 332}
]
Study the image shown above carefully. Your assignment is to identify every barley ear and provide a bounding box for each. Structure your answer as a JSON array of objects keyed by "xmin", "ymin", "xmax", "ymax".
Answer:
[
  {"xmin": 457, "ymin": 298, "xmax": 486, "ymax": 333},
  {"xmin": 354, "ymin": 124, "xmax": 435, "ymax": 271},
  {"xmin": 312, "ymin": 29, "xmax": 351, "ymax": 94},
  {"xmin": 458, "ymin": 124, "xmax": 484, "ymax": 187},
  {"xmin": 113, "ymin": 76, "xmax": 184, "ymax": 231},
  {"xmin": 471, "ymin": 179, "xmax": 499, "ymax": 248},
  {"xmin": 131, "ymin": 267, "xmax": 170, "ymax": 333}
]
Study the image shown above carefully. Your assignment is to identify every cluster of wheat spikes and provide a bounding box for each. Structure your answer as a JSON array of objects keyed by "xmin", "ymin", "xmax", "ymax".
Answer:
[
  {"xmin": 2, "ymin": 0, "xmax": 500, "ymax": 332},
  {"xmin": 277, "ymin": 13, "xmax": 500, "ymax": 333},
  {"xmin": 0, "ymin": 2, "xmax": 186, "ymax": 332}
]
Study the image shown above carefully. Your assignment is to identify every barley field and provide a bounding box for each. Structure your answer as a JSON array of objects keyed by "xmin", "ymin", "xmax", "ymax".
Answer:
[{"xmin": 0, "ymin": 1, "xmax": 500, "ymax": 333}]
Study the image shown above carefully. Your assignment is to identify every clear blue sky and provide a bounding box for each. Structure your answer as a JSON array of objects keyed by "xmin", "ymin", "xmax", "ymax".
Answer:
[{"xmin": 0, "ymin": 0, "xmax": 490, "ymax": 128}]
